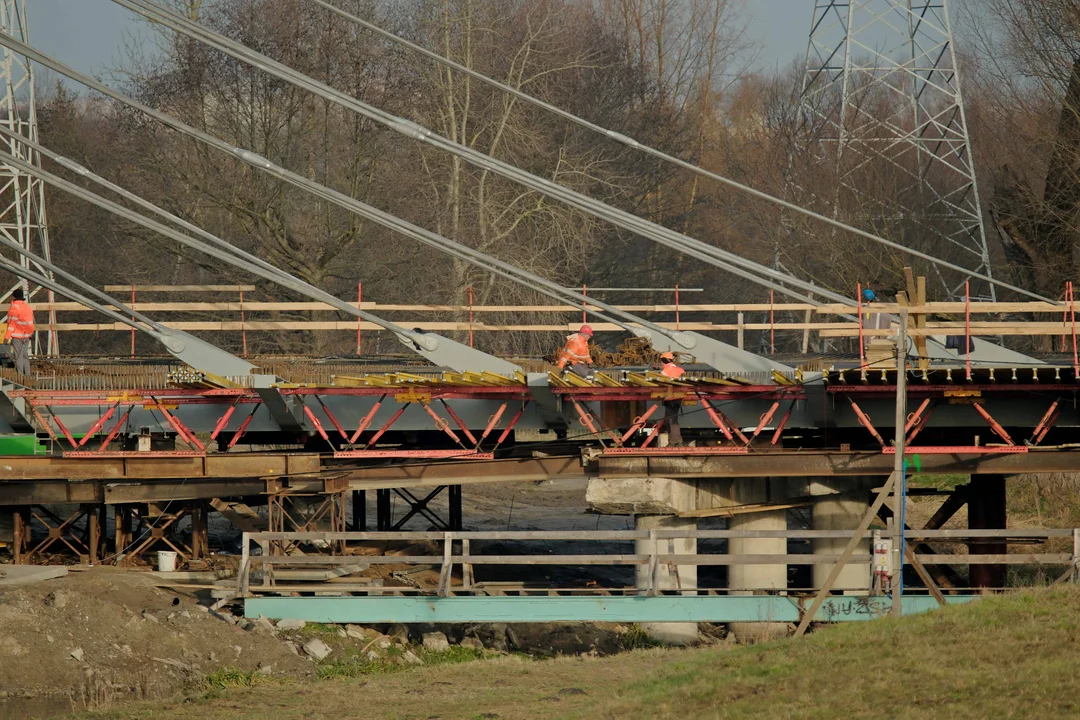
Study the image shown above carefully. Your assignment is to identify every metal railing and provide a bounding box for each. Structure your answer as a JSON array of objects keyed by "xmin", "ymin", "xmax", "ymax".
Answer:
[{"xmin": 236, "ymin": 528, "xmax": 1080, "ymax": 598}]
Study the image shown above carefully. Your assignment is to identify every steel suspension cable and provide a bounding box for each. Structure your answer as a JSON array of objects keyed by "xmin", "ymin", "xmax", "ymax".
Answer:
[
  {"xmin": 113, "ymin": 0, "xmax": 863, "ymax": 309},
  {"xmin": 0, "ymin": 32, "xmax": 703, "ymax": 343},
  {"xmin": 308, "ymin": 0, "xmax": 1040, "ymax": 304}
]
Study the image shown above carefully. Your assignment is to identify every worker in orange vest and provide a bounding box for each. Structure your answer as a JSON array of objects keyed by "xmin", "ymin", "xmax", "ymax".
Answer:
[
  {"xmin": 4, "ymin": 287, "xmax": 34, "ymax": 376},
  {"xmin": 659, "ymin": 351, "xmax": 685, "ymax": 379},
  {"xmin": 657, "ymin": 351, "xmax": 685, "ymax": 445},
  {"xmin": 652, "ymin": 354, "xmax": 686, "ymax": 446},
  {"xmin": 557, "ymin": 325, "xmax": 593, "ymax": 378}
]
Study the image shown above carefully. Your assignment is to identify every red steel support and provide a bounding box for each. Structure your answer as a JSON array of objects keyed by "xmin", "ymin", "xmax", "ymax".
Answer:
[
  {"xmin": 98, "ymin": 408, "xmax": 133, "ymax": 452},
  {"xmin": 302, "ymin": 404, "xmax": 332, "ymax": 444},
  {"xmin": 422, "ymin": 402, "xmax": 464, "ymax": 446},
  {"xmin": 770, "ymin": 405, "xmax": 793, "ymax": 445},
  {"xmin": 493, "ymin": 407, "xmax": 525, "ymax": 449},
  {"xmin": 315, "ymin": 397, "xmax": 350, "ymax": 442},
  {"xmin": 972, "ymin": 403, "xmax": 1015, "ymax": 446},
  {"xmin": 77, "ymin": 404, "xmax": 118, "ymax": 447},
  {"xmin": 620, "ymin": 402, "xmax": 662, "ymax": 444},
  {"xmin": 349, "ymin": 395, "xmax": 386, "ymax": 444},
  {"xmin": 847, "ymin": 397, "xmax": 886, "ymax": 447},
  {"xmin": 1030, "ymin": 400, "xmax": 1061, "ymax": 446},
  {"xmin": 697, "ymin": 396, "xmax": 748, "ymax": 445},
  {"xmin": 749, "ymin": 401, "xmax": 780, "ymax": 442},
  {"xmin": 227, "ymin": 406, "xmax": 259, "ymax": 449},
  {"xmin": 51, "ymin": 412, "xmax": 78, "ymax": 449},
  {"xmin": 905, "ymin": 401, "xmax": 935, "ymax": 446},
  {"xmin": 640, "ymin": 419, "xmax": 665, "ymax": 447},
  {"xmin": 440, "ymin": 400, "xmax": 478, "ymax": 446},
  {"xmin": 904, "ymin": 398, "xmax": 932, "ymax": 436},
  {"xmin": 156, "ymin": 404, "xmax": 206, "ymax": 452},
  {"xmin": 478, "ymin": 402, "xmax": 508, "ymax": 444},
  {"xmin": 365, "ymin": 404, "xmax": 408, "ymax": 448},
  {"xmin": 209, "ymin": 404, "xmax": 238, "ymax": 442},
  {"xmin": 30, "ymin": 406, "xmax": 56, "ymax": 444},
  {"xmin": 570, "ymin": 398, "xmax": 620, "ymax": 446}
]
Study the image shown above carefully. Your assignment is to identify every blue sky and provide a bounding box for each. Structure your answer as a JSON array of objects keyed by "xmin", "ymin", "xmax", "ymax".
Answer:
[{"xmin": 25, "ymin": 0, "xmax": 816, "ymax": 81}]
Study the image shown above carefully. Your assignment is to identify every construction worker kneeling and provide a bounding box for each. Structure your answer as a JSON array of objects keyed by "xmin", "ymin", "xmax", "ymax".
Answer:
[
  {"xmin": 557, "ymin": 325, "xmax": 593, "ymax": 379},
  {"xmin": 658, "ymin": 351, "xmax": 685, "ymax": 446}
]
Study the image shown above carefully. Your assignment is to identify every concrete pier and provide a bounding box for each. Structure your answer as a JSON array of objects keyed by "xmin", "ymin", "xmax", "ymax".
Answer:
[
  {"xmin": 587, "ymin": 476, "xmax": 700, "ymax": 644},
  {"xmin": 635, "ymin": 514, "xmax": 699, "ymax": 645},
  {"xmin": 727, "ymin": 477, "xmax": 798, "ymax": 642},
  {"xmin": 810, "ymin": 477, "xmax": 876, "ymax": 593}
]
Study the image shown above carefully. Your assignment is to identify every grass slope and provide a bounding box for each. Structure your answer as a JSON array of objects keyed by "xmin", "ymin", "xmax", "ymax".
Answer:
[{"xmin": 80, "ymin": 587, "xmax": 1080, "ymax": 720}]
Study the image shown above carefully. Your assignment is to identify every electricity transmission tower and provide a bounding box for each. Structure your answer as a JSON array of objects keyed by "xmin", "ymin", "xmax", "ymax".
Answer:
[
  {"xmin": 0, "ymin": 0, "xmax": 56, "ymax": 354},
  {"xmin": 797, "ymin": 0, "xmax": 995, "ymax": 300}
]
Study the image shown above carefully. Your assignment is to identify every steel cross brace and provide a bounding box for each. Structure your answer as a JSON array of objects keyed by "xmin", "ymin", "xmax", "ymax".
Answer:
[
  {"xmin": 1029, "ymin": 400, "xmax": 1061, "ymax": 447},
  {"xmin": 904, "ymin": 398, "xmax": 935, "ymax": 446},
  {"xmin": 847, "ymin": 396, "xmax": 886, "ymax": 448},
  {"xmin": 380, "ymin": 486, "xmax": 462, "ymax": 531},
  {"xmin": 697, "ymin": 395, "xmax": 749, "ymax": 445},
  {"xmin": 972, "ymin": 402, "xmax": 1015, "ymax": 446}
]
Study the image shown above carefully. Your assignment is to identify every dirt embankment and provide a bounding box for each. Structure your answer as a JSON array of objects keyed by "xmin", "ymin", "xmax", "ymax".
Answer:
[{"xmin": 0, "ymin": 568, "xmax": 309, "ymax": 703}]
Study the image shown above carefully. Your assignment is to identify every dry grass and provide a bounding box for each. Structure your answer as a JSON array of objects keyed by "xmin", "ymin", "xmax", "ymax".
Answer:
[{"xmin": 75, "ymin": 586, "xmax": 1080, "ymax": 720}]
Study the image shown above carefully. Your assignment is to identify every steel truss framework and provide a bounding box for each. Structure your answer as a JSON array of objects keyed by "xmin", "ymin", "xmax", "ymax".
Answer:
[
  {"xmin": 799, "ymin": 0, "xmax": 993, "ymax": 299},
  {"xmin": 0, "ymin": 0, "xmax": 55, "ymax": 352}
]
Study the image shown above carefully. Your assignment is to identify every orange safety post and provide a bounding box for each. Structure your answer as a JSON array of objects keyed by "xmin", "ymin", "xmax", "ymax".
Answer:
[
  {"xmin": 1070, "ymin": 281, "xmax": 1078, "ymax": 377},
  {"xmin": 675, "ymin": 283, "xmax": 681, "ymax": 331},
  {"xmin": 857, "ymin": 282, "xmax": 865, "ymax": 367},
  {"xmin": 238, "ymin": 285, "xmax": 248, "ymax": 358},
  {"xmin": 356, "ymin": 282, "xmax": 362, "ymax": 356},
  {"xmin": 130, "ymin": 285, "xmax": 136, "ymax": 359},
  {"xmin": 468, "ymin": 285, "xmax": 475, "ymax": 348},
  {"xmin": 965, "ymin": 280, "xmax": 971, "ymax": 381},
  {"xmin": 1063, "ymin": 282, "xmax": 1069, "ymax": 352},
  {"xmin": 769, "ymin": 289, "xmax": 775, "ymax": 354}
]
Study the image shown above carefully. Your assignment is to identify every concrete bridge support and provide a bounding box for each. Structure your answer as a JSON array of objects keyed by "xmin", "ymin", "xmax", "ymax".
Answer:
[
  {"xmin": 587, "ymin": 475, "xmax": 700, "ymax": 645},
  {"xmin": 810, "ymin": 477, "xmax": 877, "ymax": 593},
  {"xmin": 634, "ymin": 513, "xmax": 699, "ymax": 645},
  {"xmin": 727, "ymin": 477, "xmax": 802, "ymax": 642}
]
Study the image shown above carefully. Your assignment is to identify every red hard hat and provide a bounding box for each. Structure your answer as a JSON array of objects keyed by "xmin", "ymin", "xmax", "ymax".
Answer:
[
  {"xmin": 659, "ymin": 351, "xmax": 675, "ymax": 361},
  {"xmin": 580, "ymin": 325, "xmax": 594, "ymax": 337}
]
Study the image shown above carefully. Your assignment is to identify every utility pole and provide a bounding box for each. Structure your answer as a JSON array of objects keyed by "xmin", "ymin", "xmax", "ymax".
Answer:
[{"xmin": 891, "ymin": 309, "xmax": 908, "ymax": 616}]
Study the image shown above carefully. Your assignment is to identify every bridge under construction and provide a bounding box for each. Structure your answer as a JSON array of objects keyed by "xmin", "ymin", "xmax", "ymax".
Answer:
[{"xmin": 0, "ymin": 0, "xmax": 1077, "ymax": 642}]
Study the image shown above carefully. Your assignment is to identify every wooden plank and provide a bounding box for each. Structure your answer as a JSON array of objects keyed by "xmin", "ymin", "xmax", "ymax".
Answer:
[{"xmin": 104, "ymin": 285, "xmax": 257, "ymax": 292}]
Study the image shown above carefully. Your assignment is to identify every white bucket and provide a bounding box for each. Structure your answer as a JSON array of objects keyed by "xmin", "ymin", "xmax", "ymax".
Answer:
[{"xmin": 157, "ymin": 551, "xmax": 178, "ymax": 572}]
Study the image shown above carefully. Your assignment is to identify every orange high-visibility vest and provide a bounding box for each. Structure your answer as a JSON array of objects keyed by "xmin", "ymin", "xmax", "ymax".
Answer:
[
  {"xmin": 557, "ymin": 333, "xmax": 592, "ymax": 369},
  {"xmin": 660, "ymin": 362, "xmax": 685, "ymax": 379},
  {"xmin": 5, "ymin": 299, "xmax": 34, "ymax": 341}
]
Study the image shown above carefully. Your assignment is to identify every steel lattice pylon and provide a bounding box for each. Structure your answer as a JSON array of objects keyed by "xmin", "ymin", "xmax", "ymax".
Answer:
[
  {"xmin": 798, "ymin": 0, "xmax": 995, "ymax": 300},
  {"xmin": 0, "ymin": 0, "xmax": 55, "ymax": 354}
]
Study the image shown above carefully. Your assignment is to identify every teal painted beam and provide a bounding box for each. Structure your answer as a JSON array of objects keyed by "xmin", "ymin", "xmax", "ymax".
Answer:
[{"xmin": 245, "ymin": 594, "xmax": 977, "ymax": 624}]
